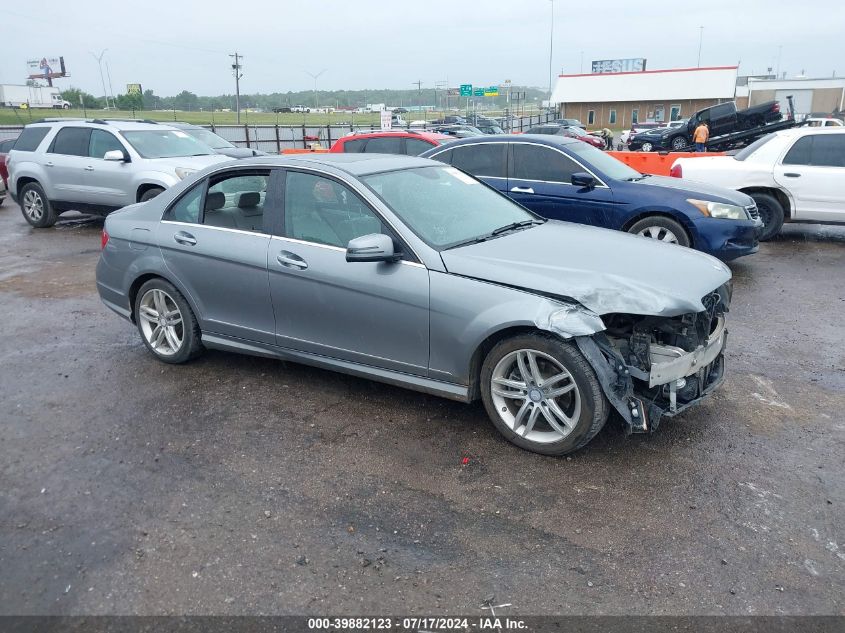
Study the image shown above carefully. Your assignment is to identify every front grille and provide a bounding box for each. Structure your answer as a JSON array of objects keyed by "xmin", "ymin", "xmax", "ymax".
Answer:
[{"xmin": 745, "ymin": 204, "xmax": 760, "ymax": 220}]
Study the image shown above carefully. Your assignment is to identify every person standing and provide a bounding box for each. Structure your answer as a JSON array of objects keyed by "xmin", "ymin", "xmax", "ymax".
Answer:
[
  {"xmin": 601, "ymin": 127, "xmax": 613, "ymax": 150},
  {"xmin": 693, "ymin": 121, "xmax": 709, "ymax": 152}
]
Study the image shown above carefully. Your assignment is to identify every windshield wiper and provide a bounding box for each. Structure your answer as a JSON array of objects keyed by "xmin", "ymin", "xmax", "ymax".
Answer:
[
  {"xmin": 444, "ymin": 235, "xmax": 492, "ymax": 250},
  {"xmin": 490, "ymin": 219, "xmax": 544, "ymax": 236}
]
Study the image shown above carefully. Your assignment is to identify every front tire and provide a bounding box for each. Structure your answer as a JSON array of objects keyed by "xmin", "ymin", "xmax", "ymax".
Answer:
[
  {"xmin": 139, "ymin": 187, "xmax": 165, "ymax": 203},
  {"xmin": 628, "ymin": 216, "xmax": 691, "ymax": 247},
  {"xmin": 134, "ymin": 279, "xmax": 204, "ymax": 364},
  {"xmin": 640, "ymin": 141, "xmax": 654, "ymax": 152},
  {"xmin": 748, "ymin": 192, "xmax": 784, "ymax": 241},
  {"xmin": 20, "ymin": 182, "xmax": 58, "ymax": 228},
  {"xmin": 480, "ymin": 334, "xmax": 609, "ymax": 456}
]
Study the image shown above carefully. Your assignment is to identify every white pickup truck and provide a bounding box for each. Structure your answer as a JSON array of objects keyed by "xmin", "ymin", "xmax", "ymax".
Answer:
[{"xmin": 670, "ymin": 128, "xmax": 845, "ymax": 240}]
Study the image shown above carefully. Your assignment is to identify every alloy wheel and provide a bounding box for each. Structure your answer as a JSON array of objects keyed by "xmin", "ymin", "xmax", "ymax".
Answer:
[
  {"xmin": 641, "ymin": 142, "xmax": 653, "ymax": 152},
  {"xmin": 138, "ymin": 289, "xmax": 184, "ymax": 356},
  {"xmin": 490, "ymin": 349, "xmax": 581, "ymax": 443},
  {"xmin": 22, "ymin": 190, "xmax": 44, "ymax": 222},
  {"xmin": 637, "ymin": 225, "xmax": 679, "ymax": 244}
]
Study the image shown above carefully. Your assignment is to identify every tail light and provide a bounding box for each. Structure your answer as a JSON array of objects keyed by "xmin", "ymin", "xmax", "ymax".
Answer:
[
  {"xmin": 101, "ymin": 229, "xmax": 109, "ymax": 250},
  {"xmin": 773, "ymin": 102, "xmax": 780, "ymax": 113},
  {"xmin": 670, "ymin": 164, "xmax": 683, "ymax": 179}
]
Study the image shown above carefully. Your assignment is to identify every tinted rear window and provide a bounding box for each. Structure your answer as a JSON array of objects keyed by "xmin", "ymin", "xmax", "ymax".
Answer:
[
  {"xmin": 14, "ymin": 127, "xmax": 50, "ymax": 152},
  {"xmin": 342, "ymin": 138, "xmax": 366, "ymax": 153},
  {"xmin": 49, "ymin": 127, "xmax": 92, "ymax": 156}
]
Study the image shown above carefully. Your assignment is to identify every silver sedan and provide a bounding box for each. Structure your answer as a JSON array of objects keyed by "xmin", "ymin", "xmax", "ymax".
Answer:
[{"xmin": 96, "ymin": 154, "xmax": 732, "ymax": 456}]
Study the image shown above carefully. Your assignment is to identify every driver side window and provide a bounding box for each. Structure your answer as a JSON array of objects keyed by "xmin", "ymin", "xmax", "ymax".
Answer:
[{"xmin": 283, "ymin": 171, "xmax": 385, "ymax": 249}]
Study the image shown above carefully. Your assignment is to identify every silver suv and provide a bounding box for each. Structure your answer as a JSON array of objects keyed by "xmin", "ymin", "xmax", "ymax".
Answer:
[{"xmin": 7, "ymin": 119, "xmax": 230, "ymax": 227}]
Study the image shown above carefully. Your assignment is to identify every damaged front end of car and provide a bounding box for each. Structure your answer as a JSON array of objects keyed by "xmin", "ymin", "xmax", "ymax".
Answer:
[{"xmin": 563, "ymin": 283, "xmax": 731, "ymax": 433}]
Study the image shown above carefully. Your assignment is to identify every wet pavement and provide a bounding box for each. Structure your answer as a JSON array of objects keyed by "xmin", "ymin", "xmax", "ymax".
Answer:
[{"xmin": 0, "ymin": 203, "xmax": 843, "ymax": 616}]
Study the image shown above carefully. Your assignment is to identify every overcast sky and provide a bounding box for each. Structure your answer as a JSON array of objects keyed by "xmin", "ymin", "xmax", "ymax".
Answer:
[{"xmin": 3, "ymin": 0, "xmax": 844, "ymax": 97}]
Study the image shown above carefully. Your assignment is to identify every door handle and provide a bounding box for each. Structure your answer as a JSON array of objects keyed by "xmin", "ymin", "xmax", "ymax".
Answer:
[
  {"xmin": 84, "ymin": 166, "xmax": 94, "ymax": 171},
  {"xmin": 510, "ymin": 186, "xmax": 534, "ymax": 194},
  {"xmin": 783, "ymin": 172, "xmax": 801, "ymax": 178},
  {"xmin": 277, "ymin": 251, "xmax": 308, "ymax": 270},
  {"xmin": 173, "ymin": 231, "xmax": 197, "ymax": 246}
]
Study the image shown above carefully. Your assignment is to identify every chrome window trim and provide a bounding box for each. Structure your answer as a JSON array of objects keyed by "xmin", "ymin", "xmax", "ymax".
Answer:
[
  {"xmin": 161, "ymin": 220, "xmax": 268, "ymax": 238},
  {"xmin": 509, "ymin": 141, "xmax": 610, "ymax": 188}
]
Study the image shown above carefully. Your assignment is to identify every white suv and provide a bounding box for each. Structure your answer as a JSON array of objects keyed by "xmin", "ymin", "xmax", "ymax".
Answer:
[{"xmin": 7, "ymin": 119, "xmax": 229, "ymax": 227}]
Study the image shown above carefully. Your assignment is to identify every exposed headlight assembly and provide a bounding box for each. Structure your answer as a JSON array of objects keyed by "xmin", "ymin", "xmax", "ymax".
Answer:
[{"xmin": 687, "ymin": 199, "xmax": 748, "ymax": 220}]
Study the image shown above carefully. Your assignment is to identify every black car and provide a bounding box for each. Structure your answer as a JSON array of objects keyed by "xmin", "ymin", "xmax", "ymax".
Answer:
[
  {"xmin": 430, "ymin": 124, "xmax": 485, "ymax": 138},
  {"xmin": 272, "ymin": 106, "xmax": 292, "ymax": 113},
  {"xmin": 554, "ymin": 118, "xmax": 586, "ymax": 129}
]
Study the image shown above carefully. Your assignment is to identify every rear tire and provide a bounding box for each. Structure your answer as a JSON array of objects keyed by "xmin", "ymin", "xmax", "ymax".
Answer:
[
  {"xmin": 19, "ymin": 182, "xmax": 58, "ymax": 228},
  {"xmin": 628, "ymin": 216, "xmax": 691, "ymax": 247},
  {"xmin": 480, "ymin": 333, "xmax": 609, "ymax": 456},
  {"xmin": 748, "ymin": 192, "xmax": 784, "ymax": 241},
  {"xmin": 134, "ymin": 279, "xmax": 204, "ymax": 364},
  {"xmin": 670, "ymin": 136, "xmax": 688, "ymax": 151},
  {"xmin": 139, "ymin": 187, "xmax": 165, "ymax": 203}
]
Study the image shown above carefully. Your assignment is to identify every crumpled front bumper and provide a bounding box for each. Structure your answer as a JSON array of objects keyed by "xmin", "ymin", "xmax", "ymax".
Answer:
[{"xmin": 648, "ymin": 316, "xmax": 727, "ymax": 388}]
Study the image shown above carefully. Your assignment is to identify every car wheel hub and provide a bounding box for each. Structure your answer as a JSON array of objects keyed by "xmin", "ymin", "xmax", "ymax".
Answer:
[
  {"xmin": 490, "ymin": 349, "xmax": 581, "ymax": 444},
  {"xmin": 138, "ymin": 289, "xmax": 184, "ymax": 356},
  {"xmin": 23, "ymin": 191, "xmax": 43, "ymax": 220},
  {"xmin": 637, "ymin": 226, "xmax": 679, "ymax": 244}
]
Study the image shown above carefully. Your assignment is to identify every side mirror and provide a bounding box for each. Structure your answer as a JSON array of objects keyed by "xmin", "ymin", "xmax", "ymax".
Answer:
[
  {"xmin": 346, "ymin": 233, "xmax": 398, "ymax": 263},
  {"xmin": 571, "ymin": 172, "xmax": 596, "ymax": 188},
  {"xmin": 104, "ymin": 149, "xmax": 129, "ymax": 162}
]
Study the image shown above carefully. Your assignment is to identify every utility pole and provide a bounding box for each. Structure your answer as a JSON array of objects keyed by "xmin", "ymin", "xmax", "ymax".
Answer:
[
  {"xmin": 413, "ymin": 80, "xmax": 422, "ymax": 119},
  {"xmin": 306, "ymin": 69, "xmax": 327, "ymax": 111},
  {"xmin": 697, "ymin": 26, "xmax": 704, "ymax": 67},
  {"xmin": 90, "ymin": 49, "xmax": 111, "ymax": 110},
  {"xmin": 548, "ymin": 0, "xmax": 555, "ymax": 99},
  {"xmin": 776, "ymin": 45, "xmax": 783, "ymax": 79},
  {"xmin": 105, "ymin": 61, "xmax": 116, "ymax": 109},
  {"xmin": 230, "ymin": 52, "xmax": 243, "ymax": 123}
]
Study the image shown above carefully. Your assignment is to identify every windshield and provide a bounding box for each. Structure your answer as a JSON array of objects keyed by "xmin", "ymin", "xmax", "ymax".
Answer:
[
  {"xmin": 566, "ymin": 141, "xmax": 641, "ymax": 181},
  {"xmin": 567, "ymin": 127, "xmax": 588, "ymax": 137},
  {"xmin": 733, "ymin": 133, "xmax": 777, "ymax": 161},
  {"xmin": 120, "ymin": 130, "xmax": 214, "ymax": 158},
  {"xmin": 183, "ymin": 128, "xmax": 235, "ymax": 149},
  {"xmin": 363, "ymin": 166, "xmax": 539, "ymax": 249}
]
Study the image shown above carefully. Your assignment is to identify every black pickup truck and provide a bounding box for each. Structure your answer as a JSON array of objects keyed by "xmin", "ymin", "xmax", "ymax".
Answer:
[{"xmin": 629, "ymin": 100, "xmax": 790, "ymax": 152}]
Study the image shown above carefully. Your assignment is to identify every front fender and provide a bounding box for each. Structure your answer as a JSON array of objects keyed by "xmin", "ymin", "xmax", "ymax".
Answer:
[
  {"xmin": 132, "ymin": 171, "xmax": 179, "ymax": 199},
  {"xmin": 429, "ymin": 272, "xmax": 605, "ymax": 385}
]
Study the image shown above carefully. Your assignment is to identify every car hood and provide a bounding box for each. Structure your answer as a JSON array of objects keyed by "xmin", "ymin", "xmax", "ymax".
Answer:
[
  {"xmin": 440, "ymin": 220, "xmax": 731, "ymax": 317},
  {"xmin": 631, "ymin": 175, "xmax": 754, "ymax": 206}
]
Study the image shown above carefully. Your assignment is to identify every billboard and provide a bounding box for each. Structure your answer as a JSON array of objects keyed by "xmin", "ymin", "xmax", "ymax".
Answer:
[
  {"xmin": 127, "ymin": 83, "xmax": 143, "ymax": 95},
  {"xmin": 27, "ymin": 56, "xmax": 67, "ymax": 79},
  {"xmin": 591, "ymin": 58, "xmax": 647, "ymax": 74}
]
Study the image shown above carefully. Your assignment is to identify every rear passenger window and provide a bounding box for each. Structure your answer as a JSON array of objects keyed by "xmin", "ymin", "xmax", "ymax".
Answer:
[
  {"xmin": 13, "ymin": 126, "xmax": 50, "ymax": 152},
  {"xmin": 451, "ymin": 144, "xmax": 506, "ymax": 178},
  {"xmin": 204, "ymin": 172, "xmax": 270, "ymax": 233},
  {"xmin": 511, "ymin": 144, "xmax": 580, "ymax": 183},
  {"xmin": 49, "ymin": 127, "xmax": 92, "ymax": 156},
  {"xmin": 166, "ymin": 184, "xmax": 203, "ymax": 224},
  {"xmin": 363, "ymin": 137, "xmax": 403, "ymax": 154},
  {"xmin": 342, "ymin": 139, "xmax": 366, "ymax": 153},
  {"xmin": 783, "ymin": 137, "xmax": 813, "ymax": 165},
  {"xmin": 405, "ymin": 138, "xmax": 435, "ymax": 155},
  {"xmin": 809, "ymin": 135, "xmax": 845, "ymax": 167}
]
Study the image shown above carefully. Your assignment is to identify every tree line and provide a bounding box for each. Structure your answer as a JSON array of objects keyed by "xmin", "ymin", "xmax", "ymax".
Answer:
[{"xmin": 60, "ymin": 85, "xmax": 547, "ymax": 112}]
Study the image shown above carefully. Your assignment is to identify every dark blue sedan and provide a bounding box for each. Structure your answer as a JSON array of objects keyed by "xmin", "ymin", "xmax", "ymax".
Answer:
[{"xmin": 420, "ymin": 135, "xmax": 763, "ymax": 261}]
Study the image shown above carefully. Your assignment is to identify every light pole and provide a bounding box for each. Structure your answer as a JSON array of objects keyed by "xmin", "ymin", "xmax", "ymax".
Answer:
[
  {"xmin": 548, "ymin": 0, "xmax": 555, "ymax": 100},
  {"xmin": 697, "ymin": 26, "xmax": 704, "ymax": 67},
  {"xmin": 90, "ymin": 49, "xmax": 110, "ymax": 109},
  {"xmin": 306, "ymin": 69, "xmax": 327, "ymax": 111}
]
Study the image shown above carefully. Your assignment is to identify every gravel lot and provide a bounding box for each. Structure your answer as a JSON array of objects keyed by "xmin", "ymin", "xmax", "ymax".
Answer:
[{"xmin": 0, "ymin": 201, "xmax": 843, "ymax": 616}]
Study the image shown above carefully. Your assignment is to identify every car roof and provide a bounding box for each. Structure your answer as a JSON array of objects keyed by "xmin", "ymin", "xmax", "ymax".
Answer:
[
  {"xmin": 774, "ymin": 126, "xmax": 845, "ymax": 139},
  {"xmin": 342, "ymin": 129, "xmax": 450, "ymax": 141},
  {"xmin": 230, "ymin": 152, "xmax": 437, "ymax": 177},
  {"xmin": 427, "ymin": 134, "xmax": 580, "ymax": 148},
  {"xmin": 27, "ymin": 119, "xmax": 179, "ymax": 132}
]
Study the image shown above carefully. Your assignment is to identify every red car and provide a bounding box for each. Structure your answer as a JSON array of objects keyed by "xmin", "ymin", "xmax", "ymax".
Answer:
[
  {"xmin": 0, "ymin": 137, "xmax": 15, "ymax": 192},
  {"xmin": 329, "ymin": 129, "xmax": 452, "ymax": 155}
]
